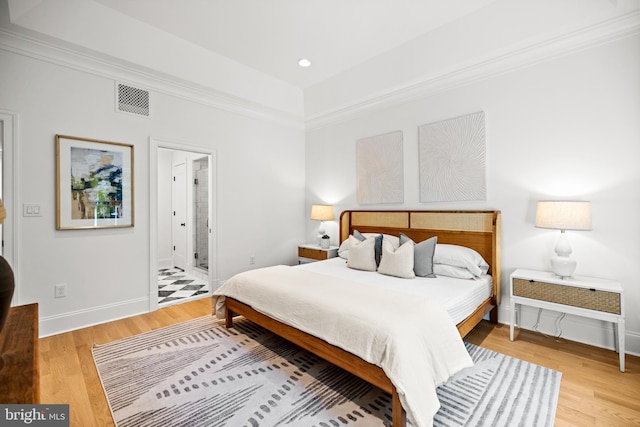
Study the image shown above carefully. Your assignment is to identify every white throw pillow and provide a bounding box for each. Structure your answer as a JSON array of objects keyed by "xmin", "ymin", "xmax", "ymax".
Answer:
[
  {"xmin": 377, "ymin": 239, "xmax": 415, "ymax": 279},
  {"xmin": 346, "ymin": 235, "xmax": 377, "ymax": 271},
  {"xmin": 339, "ymin": 232, "xmax": 398, "ymax": 262},
  {"xmin": 338, "ymin": 238, "xmax": 350, "ymax": 259},
  {"xmin": 433, "ymin": 263, "xmax": 475, "ymax": 279},
  {"xmin": 433, "ymin": 244, "xmax": 489, "ymax": 277}
]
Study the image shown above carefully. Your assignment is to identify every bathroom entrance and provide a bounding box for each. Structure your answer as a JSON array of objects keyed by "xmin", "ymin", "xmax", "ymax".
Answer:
[{"xmin": 150, "ymin": 137, "xmax": 216, "ymax": 310}]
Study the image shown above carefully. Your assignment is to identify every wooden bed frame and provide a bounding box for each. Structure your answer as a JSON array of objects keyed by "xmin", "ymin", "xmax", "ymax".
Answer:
[{"xmin": 225, "ymin": 210, "xmax": 501, "ymax": 427}]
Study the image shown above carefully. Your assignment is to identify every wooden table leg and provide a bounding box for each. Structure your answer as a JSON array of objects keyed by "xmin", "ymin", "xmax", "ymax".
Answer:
[{"xmin": 618, "ymin": 318, "xmax": 625, "ymax": 372}]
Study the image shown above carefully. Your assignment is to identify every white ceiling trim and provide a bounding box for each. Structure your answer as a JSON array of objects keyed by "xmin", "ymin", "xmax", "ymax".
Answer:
[
  {"xmin": 305, "ymin": 10, "xmax": 640, "ymax": 130},
  {"xmin": 0, "ymin": 28, "xmax": 305, "ymax": 130}
]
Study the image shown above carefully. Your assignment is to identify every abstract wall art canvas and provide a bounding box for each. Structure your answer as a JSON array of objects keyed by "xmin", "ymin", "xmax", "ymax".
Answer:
[
  {"xmin": 356, "ymin": 130, "xmax": 403, "ymax": 204},
  {"xmin": 56, "ymin": 135, "xmax": 134, "ymax": 229},
  {"xmin": 418, "ymin": 111, "xmax": 486, "ymax": 202}
]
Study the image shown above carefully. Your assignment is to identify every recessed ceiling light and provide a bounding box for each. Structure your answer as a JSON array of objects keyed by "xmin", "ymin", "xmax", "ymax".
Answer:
[{"xmin": 297, "ymin": 58, "xmax": 311, "ymax": 68}]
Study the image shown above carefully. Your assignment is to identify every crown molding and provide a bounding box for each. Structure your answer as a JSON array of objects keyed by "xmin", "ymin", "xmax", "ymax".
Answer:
[
  {"xmin": 0, "ymin": 28, "xmax": 305, "ymax": 130},
  {"xmin": 305, "ymin": 10, "xmax": 640, "ymax": 130},
  {"xmin": 1, "ymin": 8, "xmax": 637, "ymax": 132}
]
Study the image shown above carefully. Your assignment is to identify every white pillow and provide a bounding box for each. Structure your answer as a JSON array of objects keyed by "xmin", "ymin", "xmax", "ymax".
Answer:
[
  {"xmin": 377, "ymin": 239, "xmax": 415, "ymax": 279},
  {"xmin": 338, "ymin": 233, "xmax": 399, "ymax": 260},
  {"xmin": 433, "ymin": 244, "xmax": 489, "ymax": 277},
  {"xmin": 346, "ymin": 235, "xmax": 377, "ymax": 271},
  {"xmin": 338, "ymin": 239, "xmax": 350, "ymax": 259},
  {"xmin": 433, "ymin": 264, "xmax": 475, "ymax": 280}
]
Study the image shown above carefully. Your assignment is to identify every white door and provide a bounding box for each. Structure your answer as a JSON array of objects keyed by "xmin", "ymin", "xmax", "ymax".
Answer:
[{"xmin": 172, "ymin": 162, "xmax": 187, "ymax": 270}]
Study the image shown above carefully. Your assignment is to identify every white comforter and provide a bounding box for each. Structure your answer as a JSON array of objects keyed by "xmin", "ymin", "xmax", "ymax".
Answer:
[{"xmin": 212, "ymin": 265, "xmax": 473, "ymax": 427}]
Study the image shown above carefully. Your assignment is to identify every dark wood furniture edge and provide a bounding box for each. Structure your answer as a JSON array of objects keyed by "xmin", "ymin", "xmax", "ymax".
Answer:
[{"xmin": 0, "ymin": 303, "xmax": 40, "ymax": 404}]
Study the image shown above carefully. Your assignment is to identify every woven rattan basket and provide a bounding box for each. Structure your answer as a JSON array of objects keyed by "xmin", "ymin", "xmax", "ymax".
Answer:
[{"xmin": 512, "ymin": 278, "xmax": 621, "ymax": 314}]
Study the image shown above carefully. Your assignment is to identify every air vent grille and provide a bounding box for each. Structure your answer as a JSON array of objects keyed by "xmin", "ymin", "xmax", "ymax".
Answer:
[{"xmin": 116, "ymin": 83, "xmax": 150, "ymax": 117}]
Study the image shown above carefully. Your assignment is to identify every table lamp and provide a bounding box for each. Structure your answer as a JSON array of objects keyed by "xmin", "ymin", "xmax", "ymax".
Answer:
[
  {"xmin": 535, "ymin": 200, "xmax": 592, "ymax": 278},
  {"xmin": 310, "ymin": 205, "xmax": 334, "ymax": 246}
]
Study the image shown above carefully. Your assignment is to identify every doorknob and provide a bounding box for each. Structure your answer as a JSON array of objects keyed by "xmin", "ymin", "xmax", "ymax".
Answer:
[{"xmin": 180, "ymin": 223, "xmax": 186, "ymax": 226}]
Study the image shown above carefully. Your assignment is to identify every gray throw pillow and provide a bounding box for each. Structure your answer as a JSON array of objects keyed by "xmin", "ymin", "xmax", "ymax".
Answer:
[{"xmin": 399, "ymin": 233, "xmax": 437, "ymax": 278}]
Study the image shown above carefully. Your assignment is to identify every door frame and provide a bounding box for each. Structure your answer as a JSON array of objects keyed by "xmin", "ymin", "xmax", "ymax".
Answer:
[
  {"xmin": 149, "ymin": 136, "xmax": 216, "ymax": 312},
  {"xmin": 0, "ymin": 111, "xmax": 17, "ymax": 304}
]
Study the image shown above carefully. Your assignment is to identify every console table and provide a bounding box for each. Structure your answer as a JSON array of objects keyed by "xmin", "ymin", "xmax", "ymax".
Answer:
[{"xmin": 0, "ymin": 303, "xmax": 40, "ymax": 403}]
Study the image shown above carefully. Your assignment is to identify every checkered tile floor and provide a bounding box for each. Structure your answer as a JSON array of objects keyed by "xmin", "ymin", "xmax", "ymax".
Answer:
[{"xmin": 158, "ymin": 267, "xmax": 208, "ymax": 305}]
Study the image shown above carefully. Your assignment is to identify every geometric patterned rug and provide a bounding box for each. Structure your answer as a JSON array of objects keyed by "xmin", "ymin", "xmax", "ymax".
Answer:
[
  {"xmin": 157, "ymin": 268, "xmax": 208, "ymax": 305},
  {"xmin": 92, "ymin": 316, "xmax": 561, "ymax": 427},
  {"xmin": 436, "ymin": 344, "xmax": 560, "ymax": 427}
]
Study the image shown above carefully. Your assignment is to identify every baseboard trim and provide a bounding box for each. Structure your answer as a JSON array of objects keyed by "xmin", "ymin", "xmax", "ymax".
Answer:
[{"xmin": 39, "ymin": 297, "xmax": 149, "ymax": 338}]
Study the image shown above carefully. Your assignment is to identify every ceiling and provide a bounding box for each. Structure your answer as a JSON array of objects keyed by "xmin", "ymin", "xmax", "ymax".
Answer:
[{"xmin": 93, "ymin": 0, "xmax": 498, "ymax": 88}]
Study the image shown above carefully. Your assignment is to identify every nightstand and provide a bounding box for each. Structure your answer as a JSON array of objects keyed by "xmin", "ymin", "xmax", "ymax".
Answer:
[
  {"xmin": 298, "ymin": 244, "xmax": 338, "ymax": 264},
  {"xmin": 510, "ymin": 268, "xmax": 625, "ymax": 372}
]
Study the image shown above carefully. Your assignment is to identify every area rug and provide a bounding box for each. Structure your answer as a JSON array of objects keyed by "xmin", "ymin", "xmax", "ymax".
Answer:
[{"xmin": 92, "ymin": 316, "xmax": 561, "ymax": 427}]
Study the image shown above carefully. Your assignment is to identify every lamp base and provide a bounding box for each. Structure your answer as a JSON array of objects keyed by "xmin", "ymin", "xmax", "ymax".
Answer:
[
  {"xmin": 550, "ymin": 255, "xmax": 576, "ymax": 279},
  {"xmin": 317, "ymin": 221, "xmax": 326, "ymax": 246}
]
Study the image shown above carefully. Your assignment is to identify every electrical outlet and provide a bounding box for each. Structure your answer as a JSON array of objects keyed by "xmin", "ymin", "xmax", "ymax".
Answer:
[
  {"xmin": 55, "ymin": 284, "xmax": 67, "ymax": 298},
  {"xmin": 249, "ymin": 256, "xmax": 255, "ymax": 265}
]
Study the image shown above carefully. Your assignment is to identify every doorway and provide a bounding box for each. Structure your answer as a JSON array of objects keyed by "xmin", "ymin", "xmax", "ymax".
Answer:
[{"xmin": 149, "ymin": 138, "xmax": 216, "ymax": 311}]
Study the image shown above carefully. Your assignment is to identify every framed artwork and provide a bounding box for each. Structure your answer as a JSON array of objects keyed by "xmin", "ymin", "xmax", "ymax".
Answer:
[
  {"xmin": 56, "ymin": 135, "xmax": 134, "ymax": 229},
  {"xmin": 418, "ymin": 111, "xmax": 486, "ymax": 202},
  {"xmin": 356, "ymin": 130, "xmax": 404, "ymax": 204}
]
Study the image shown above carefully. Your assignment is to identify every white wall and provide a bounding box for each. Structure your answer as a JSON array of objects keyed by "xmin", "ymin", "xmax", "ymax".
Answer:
[
  {"xmin": 305, "ymin": 35, "xmax": 640, "ymax": 355},
  {"xmin": 0, "ymin": 42, "xmax": 306, "ymax": 336}
]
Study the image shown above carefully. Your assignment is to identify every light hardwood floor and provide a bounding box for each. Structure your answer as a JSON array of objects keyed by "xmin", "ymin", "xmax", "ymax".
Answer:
[{"xmin": 39, "ymin": 298, "xmax": 640, "ymax": 426}]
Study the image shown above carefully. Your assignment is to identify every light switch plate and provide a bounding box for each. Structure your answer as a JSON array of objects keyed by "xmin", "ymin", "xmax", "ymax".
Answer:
[{"xmin": 23, "ymin": 204, "xmax": 42, "ymax": 217}]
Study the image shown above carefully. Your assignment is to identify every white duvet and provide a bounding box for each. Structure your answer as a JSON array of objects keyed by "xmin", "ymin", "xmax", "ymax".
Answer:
[
  {"xmin": 213, "ymin": 265, "xmax": 473, "ymax": 427},
  {"xmin": 298, "ymin": 257, "xmax": 492, "ymax": 325}
]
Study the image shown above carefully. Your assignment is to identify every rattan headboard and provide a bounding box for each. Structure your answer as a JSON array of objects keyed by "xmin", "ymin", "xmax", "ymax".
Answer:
[{"xmin": 339, "ymin": 210, "xmax": 501, "ymax": 306}]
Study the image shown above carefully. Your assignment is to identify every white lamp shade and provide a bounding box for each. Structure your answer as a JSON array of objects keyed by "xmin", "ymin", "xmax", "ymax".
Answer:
[
  {"xmin": 535, "ymin": 201, "xmax": 592, "ymax": 231},
  {"xmin": 310, "ymin": 205, "xmax": 334, "ymax": 221}
]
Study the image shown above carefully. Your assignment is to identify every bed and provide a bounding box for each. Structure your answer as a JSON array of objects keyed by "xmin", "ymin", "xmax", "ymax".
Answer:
[{"xmin": 214, "ymin": 210, "xmax": 501, "ymax": 427}]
